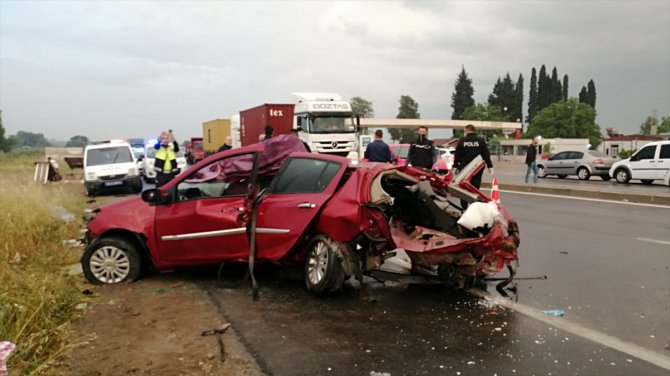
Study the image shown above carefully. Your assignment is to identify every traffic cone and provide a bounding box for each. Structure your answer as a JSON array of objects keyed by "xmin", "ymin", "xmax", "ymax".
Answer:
[{"xmin": 490, "ymin": 178, "xmax": 500, "ymax": 203}]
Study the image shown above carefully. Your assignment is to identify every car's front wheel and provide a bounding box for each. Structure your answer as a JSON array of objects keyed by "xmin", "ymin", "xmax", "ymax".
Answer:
[
  {"xmin": 614, "ymin": 168, "xmax": 631, "ymax": 184},
  {"xmin": 537, "ymin": 166, "xmax": 547, "ymax": 178},
  {"xmin": 304, "ymin": 235, "xmax": 346, "ymax": 295},
  {"xmin": 82, "ymin": 237, "xmax": 142, "ymax": 284},
  {"xmin": 577, "ymin": 167, "xmax": 591, "ymax": 180}
]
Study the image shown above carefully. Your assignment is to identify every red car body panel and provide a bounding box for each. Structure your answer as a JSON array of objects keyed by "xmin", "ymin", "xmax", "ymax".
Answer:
[{"xmin": 85, "ymin": 136, "xmax": 518, "ymax": 281}]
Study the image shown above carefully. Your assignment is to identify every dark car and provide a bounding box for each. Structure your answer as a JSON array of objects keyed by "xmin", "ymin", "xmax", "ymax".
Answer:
[
  {"xmin": 82, "ymin": 135, "xmax": 519, "ymax": 295},
  {"xmin": 537, "ymin": 150, "xmax": 616, "ymax": 180}
]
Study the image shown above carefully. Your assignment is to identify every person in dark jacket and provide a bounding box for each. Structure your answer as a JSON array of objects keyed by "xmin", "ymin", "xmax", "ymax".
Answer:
[
  {"xmin": 525, "ymin": 137, "xmax": 539, "ymax": 183},
  {"xmin": 264, "ymin": 125, "xmax": 274, "ymax": 140},
  {"xmin": 406, "ymin": 126, "xmax": 436, "ymax": 170},
  {"xmin": 217, "ymin": 136, "xmax": 233, "ymax": 152},
  {"xmin": 365, "ymin": 130, "xmax": 394, "ymax": 163},
  {"xmin": 454, "ymin": 124, "xmax": 494, "ymax": 186},
  {"xmin": 154, "ymin": 130, "xmax": 180, "ymax": 187}
]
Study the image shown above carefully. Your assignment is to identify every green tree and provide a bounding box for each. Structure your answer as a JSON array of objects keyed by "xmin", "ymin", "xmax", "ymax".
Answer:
[
  {"xmin": 587, "ymin": 79, "xmax": 596, "ymax": 108},
  {"xmin": 350, "ymin": 96, "xmax": 374, "ymax": 118},
  {"xmin": 460, "ymin": 103, "xmax": 506, "ymax": 139},
  {"xmin": 537, "ymin": 65, "xmax": 551, "ymax": 111},
  {"xmin": 639, "ymin": 116, "xmax": 670, "ymax": 135},
  {"xmin": 513, "ymin": 73, "xmax": 524, "ymax": 123},
  {"xmin": 578, "ymin": 86, "xmax": 588, "ymax": 104},
  {"xmin": 526, "ymin": 98, "xmax": 602, "ymax": 148},
  {"xmin": 8, "ymin": 130, "xmax": 50, "ymax": 148},
  {"xmin": 66, "ymin": 135, "xmax": 89, "ymax": 147},
  {"xmin": 389, "ymin": 95, "xmax": 420, "ymax": 142},
  {"xmin": 451, "ymin": 66, "xmax": 475, "ymax": 120},
  {"xmin": 487, "ymin": 73, "xmax": 516, "ymax": 120},
  {"xmin": 562, "ymin": 74, "xmax": 569, "ymax": 102},
  {"xmin": 550, "ymin": 67, "xmax": 562, "ymax": 103},
  {"xmin": 527, "ymin": 67, "xmax": 539, "ymax": 124},
  {"xmin": 0, "ymin": 110, "xmax": 12, "ymax": 152}
]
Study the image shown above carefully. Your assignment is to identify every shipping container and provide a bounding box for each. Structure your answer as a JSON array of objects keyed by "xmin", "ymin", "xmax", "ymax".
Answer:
[
  {"xmin": 239, "ymin": 104, "xmax": 295, "ymax": 146},
  {"xmin": 202, "ymin": 119, "xmax": 231, "ymax": 155}
]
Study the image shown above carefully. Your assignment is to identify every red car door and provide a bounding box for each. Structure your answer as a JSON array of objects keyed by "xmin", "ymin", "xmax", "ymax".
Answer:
[
  {"xmin": 253, "ymin": 156, "xmax": 346, "ymax": 261},
  {"xmin": 153, "ymin": 150, "xmax": 261, "ymax": 264}
]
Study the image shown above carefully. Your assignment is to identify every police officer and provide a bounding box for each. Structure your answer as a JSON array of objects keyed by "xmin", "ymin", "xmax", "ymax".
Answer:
[
  {"xmin": 406, "ymin": 126, "xmax": 436, "ymax": 170},
  {"xmin": 154, "ymin": 130, "xmax": 180, "ymax": 187},
  {"xmin": 454, "ymin": 124, "xmax": 493, "ymax": 190}
]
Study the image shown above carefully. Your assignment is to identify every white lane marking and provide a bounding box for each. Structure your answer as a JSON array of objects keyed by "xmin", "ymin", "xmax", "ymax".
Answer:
[
  {"xmin": 469, "ymin": 289, "xmax": 670, "ymax": 371},
  {"xmin": 500, "ymin": 189, "xmax": 670, "ymax": 208},
  {"xmin": 636, "ymin": 237, "xmax": 670, "ymax": 246}
]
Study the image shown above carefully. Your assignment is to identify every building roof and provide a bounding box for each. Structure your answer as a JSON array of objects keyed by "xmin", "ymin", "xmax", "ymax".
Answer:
[{"xmin": 603, "ymin": 134, "xmax": 663, "ymax": 142}]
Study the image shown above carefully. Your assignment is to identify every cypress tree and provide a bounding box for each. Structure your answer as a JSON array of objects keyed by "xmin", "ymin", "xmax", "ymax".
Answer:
[
  {"xmin": 451, "ymin": 66, "xmax": 475, "ymax": 120},
  {"xmin": 488, "ymin": 73, "xmax": 516, "ymax": 120},
  {"xmin": 578, "ymin": 86, "xmax": 588, "ymax": 104},
  {"xmin": 551, "ymin": 67, "xmax": 562, "ymax": 103},
  {"xmin": 562, "ymin": 74, "xmax": 569, "ymax": 101},
  {"xmin": 537, "ymin": 65, "xmax": 550, "ymax": 111},
  {"xmin": 587, "ymin": 79, "xmax": 596, "ymax": 108},
  {"xmin": 527, "ymin": 67, "xmax": 538, "ymax": 124},
  {"xmin": 514, "ymin": 73, "xmax": 524, "ymax": 123}
]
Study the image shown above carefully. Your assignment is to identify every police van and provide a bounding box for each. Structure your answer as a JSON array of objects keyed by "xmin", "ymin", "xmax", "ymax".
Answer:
[{"xmin": 83, "ymin": 140, "xmax": 143, "ymax": 196}]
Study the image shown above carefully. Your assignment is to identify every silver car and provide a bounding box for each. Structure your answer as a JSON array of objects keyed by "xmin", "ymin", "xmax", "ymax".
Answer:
[{"xmin": 537, "ymin": 150, "xmax": 617, "ymax": 181}]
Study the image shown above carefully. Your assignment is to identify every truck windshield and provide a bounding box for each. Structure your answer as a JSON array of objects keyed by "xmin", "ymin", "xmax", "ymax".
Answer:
[{"xmin": 308, "ymin": 116, "xmax": 355, "ymax": 134}]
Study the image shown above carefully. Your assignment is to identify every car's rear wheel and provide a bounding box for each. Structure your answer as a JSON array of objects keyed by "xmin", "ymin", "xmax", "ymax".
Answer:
[
  {"xmin": 577, "ymin": 167, "xmax": 591, "ymax": 180},
  {"xmin": 641, "ymin": 179, "xmax": 654, "ymax": 185},
  {"xmin": 304, "ymin": 235, "xmax": 346, "ymax": 295},
  {"xmin": 614, "ymin": 168, "xmax": 631, "ymax": 184},
  {"xmin": 557, "ymin": 175, "xmax": 567, "ymax": 179},
  {"xmin": 82, "ymin": 237, "xmax": 142, "ymax": 285},
  {"xmin": 537, "ymin": 166, "xmax": 547, "ymax": 178}
]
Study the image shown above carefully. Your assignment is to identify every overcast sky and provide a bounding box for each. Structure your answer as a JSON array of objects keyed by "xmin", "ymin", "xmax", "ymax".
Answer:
[{"xmin": 1, "ymin": 0, "xmax": 668, "ymax": 142}]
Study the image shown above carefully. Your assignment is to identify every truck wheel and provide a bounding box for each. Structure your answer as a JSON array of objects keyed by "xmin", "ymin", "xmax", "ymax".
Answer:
[
  {"xmin": 82, "ymin": 237, "xmax": 142, "ymax": 284},
  {"xmin": 304, "ymin": 235, "xmax": 346, "ymax": 295}
]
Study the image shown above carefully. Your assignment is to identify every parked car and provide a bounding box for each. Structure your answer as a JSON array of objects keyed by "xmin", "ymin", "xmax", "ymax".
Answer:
[
  {"xmin": 138, "ymin": 142, "xmax": 188, "ymax": 182},
  {"xmin": 82, "ymin": 135, "xmax": 519, "ymax": 295},
  {"xmin": 609, "ymin": 140, "xmax": 670, "ymax": 185},
  {"xmin": 83, "ymin": 141, "xmax": 142, "ymax": 197},
  {"xmin": 537, "ymin": 150, "xmax": 616, "ymax": 180}
]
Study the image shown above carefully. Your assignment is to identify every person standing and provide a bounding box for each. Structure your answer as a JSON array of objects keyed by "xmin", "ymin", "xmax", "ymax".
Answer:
[
  {"xmin": 264, "ymin": 125, "xmax": 274, "ymax": 140},
  {"xmin": 525, "ymin": 137, "xmax": 539, "ymax": 183},
  {"xmin": 217, "ymin": 136, "xmax": 233, "ymax": 152},
  {"xmin": 405, "ymin": 126, "xmax": 436, "ymax": 170},
  {"xmin": 454, "ymin": 123, "xmax": 494, "ymax": 189},
  {"xmin": 365, "ymin": 129, "xmax": 394, "ymax": 163},
  {"xmin": 154, "ymin": 130, "xmax": 180, "ymax": 187}
]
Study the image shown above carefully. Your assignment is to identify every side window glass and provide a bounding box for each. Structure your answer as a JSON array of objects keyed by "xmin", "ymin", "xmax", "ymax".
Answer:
[
  {"xmin": 569, "ymin": 152, "xmax": 584, "ymax": 159},
  {"xmin": 271, "ymin": 158, "xmax": 341, "ymax": 194},
  {"xmin": 635, "ymin": 146, "xmax": 656, "ymax": 160},
  {"xmin": 659, "ymin": 144, "xmax": 670, "ymax": 159},
  {"xmin": 176, "ymin": 153, "xmax": 254, "ymax": 201},
  {"xmin": 551, "ymin": 152, "xmax": 567, "ymax": 161}
]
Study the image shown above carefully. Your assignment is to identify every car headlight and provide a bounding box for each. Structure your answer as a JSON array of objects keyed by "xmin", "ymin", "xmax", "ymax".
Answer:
[
  {"xmin": 128, "ymin": 168, "xmax": 139, "ymax": 176},
  {"xmin": 85, "ymin": 172, "xmax": 97, "ymax": 181}
]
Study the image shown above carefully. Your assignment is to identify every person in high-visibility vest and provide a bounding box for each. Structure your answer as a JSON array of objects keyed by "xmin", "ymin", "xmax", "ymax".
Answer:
[{"xmin": 154, "ymin": 130, "xmax": 180, "ymax": 187}]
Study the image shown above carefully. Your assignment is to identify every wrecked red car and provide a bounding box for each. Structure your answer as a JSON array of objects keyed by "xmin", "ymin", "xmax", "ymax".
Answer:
[{"xmin": 82, "ymin": 135, "xmax": 519, "ymax": 295}]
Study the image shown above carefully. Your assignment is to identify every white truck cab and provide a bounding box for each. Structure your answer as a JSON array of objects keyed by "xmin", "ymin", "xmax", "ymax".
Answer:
[
  {"xmin": 83, "ymin": 140, "xmax": 142, "ymax": 196},
  {"xmin": 293, "ymin": 92, "xmax": 359, "ymax": 161}
]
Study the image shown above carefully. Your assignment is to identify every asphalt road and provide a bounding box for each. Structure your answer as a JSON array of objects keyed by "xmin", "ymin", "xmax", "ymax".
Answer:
[{"xmin": 189, "ymin": 193, "xmax": 670, "ymax": 376}]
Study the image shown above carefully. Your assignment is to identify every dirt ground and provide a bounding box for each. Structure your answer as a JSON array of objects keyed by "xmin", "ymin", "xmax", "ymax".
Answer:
[
  {"xmin": 47, "ymin": 190, "xmax": 263, "ymax": 376},
  {"xmin": 51, "ymin": 274, "xmax": 262, "ymax": 376}
]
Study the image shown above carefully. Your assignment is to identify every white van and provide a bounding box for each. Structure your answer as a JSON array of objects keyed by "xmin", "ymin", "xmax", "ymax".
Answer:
[
  {"xmin": 83, "ymin": 141, "xmax": 143, "ymax": 196},
  {"xmin": 609, "ymin": 140, "xmax": 670, "ymax": 184},
  {"xmin": 139, "ymin": 142, "xmax": 187, "ymax": 182}
]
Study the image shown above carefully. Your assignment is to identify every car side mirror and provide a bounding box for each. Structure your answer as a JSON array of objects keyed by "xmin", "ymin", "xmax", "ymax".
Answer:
[
  {"xmin": 141, "ymin": 189, "xmax": 161, "ymax": 203},
  {"xmin": 137, "ymin": 156, "xmax": 144, "ymax": 161}
]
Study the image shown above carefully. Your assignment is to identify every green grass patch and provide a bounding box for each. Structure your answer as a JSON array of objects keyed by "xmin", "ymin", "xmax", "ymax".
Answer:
[{"xmin": 0, "ymin": 150, "xmax": 87, "ymax": 374}]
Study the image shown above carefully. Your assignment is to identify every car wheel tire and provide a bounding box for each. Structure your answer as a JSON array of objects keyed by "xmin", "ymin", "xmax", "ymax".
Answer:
[
  {"xmin": 537, "ymin": 166, "xmax": 547, "ymax": 178},
  {"xmin": 614, "ymin": 168, "xmax": 631, "ymax": 184},
  {"xmin": 82, "ymin": 237, "xmax": 142, "ymax": 285},
  {"xmin": 601, "ymin": 175, "xmax": 611, "ymax": 181},
  {"xmin": 557, "ymin": 175, "xmax": 567, "ymax": 179},
  {"xmin": 641, "ymin": 180, "xmax": 654, "ymax": 185},
  {"xmin": 304, "ymin": 235, "xmax": 346, "ymax": 295},
  {"xmin": 577, "ymin": 167, "xmax": 591, "ymax": 180}
]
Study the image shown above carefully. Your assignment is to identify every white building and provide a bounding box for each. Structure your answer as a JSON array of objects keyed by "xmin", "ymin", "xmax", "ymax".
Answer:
[{"xmin": 598, "ymin": 135, "xmax": 668, "ymax": 157}]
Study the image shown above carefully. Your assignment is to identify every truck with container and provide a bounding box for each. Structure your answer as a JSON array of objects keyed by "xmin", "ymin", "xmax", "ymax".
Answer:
[
  {"xmin": 184, "ymin": 137, "xmax": 204, "ymax": 165},
  {"xmin": 236, "ymin": 92, "xmax": 359, "ymax": 160},
  {"xmin": 202, "ymin": 119, "xmax": 231, "ymax": 156}
]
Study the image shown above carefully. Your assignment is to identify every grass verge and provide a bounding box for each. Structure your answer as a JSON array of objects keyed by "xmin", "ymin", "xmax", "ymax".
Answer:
[{"xmin": 0, "ymin": 149, "xmax": 86, "ymax": 374}]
